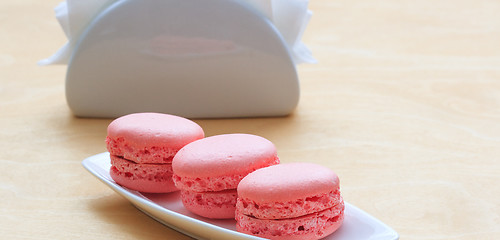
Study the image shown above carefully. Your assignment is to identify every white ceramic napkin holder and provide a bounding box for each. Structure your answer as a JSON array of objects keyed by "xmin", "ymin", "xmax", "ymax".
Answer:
[{"xmin": 61, "ymin": 0, "xmax": 305, "ymax": 118}]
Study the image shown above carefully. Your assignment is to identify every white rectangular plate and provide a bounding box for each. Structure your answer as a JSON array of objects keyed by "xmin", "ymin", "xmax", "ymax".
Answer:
[{"xmin": 82, "ymin": 152, "xmax": 399, "ymax": 240}]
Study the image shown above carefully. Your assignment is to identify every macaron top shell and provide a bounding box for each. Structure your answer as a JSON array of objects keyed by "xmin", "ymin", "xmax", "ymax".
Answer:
[
  {"xmin": 107, "ymin": 112, "xmax": 204, "ymax": 150},
  {"xmin": 237, "ymin": 162, "xmax": 340, "ymax": 203},
  {"xmin": 172, "ymin": 134, "xmax": 278, "ymax": 178}
]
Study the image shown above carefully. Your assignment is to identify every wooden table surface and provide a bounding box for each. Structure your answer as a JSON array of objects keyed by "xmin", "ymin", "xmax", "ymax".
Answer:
[{"xmin": 1, "ymin": 0, "xmax": 499, "ymax": 239}]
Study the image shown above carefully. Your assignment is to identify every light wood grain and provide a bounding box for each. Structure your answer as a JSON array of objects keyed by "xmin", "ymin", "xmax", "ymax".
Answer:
[{"xmin": 1, "ymin": 0, "xmax": 499, "ymax": 239}]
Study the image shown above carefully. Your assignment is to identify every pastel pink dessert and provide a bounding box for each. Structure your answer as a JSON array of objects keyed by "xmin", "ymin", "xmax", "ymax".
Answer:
[
  {"xmin": 172, "ymin": 133, "xmax": 280, "ymax": 219},
  {"xmin": 106, "ymin": 112, "xmax": 204, "ymax": 193},
  {"xmin": 236, "ymin": 163, "xmax": 344, "ymax": 240}
]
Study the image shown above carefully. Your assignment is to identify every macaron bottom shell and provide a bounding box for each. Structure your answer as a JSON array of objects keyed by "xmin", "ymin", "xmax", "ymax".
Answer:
[
  {"xmin": 110, "ymin": 155, "xmax": 177, "ymax": 193},
  {"xmin": 235, "ymin": 201, "xmax": 345, "ymax": 240},
  {"xmin": 236, "ymin": 189, "xmax": 342, "ymax": 220},
  {"xmin": 180, "ymin": 189, "xmax": 238, "ymax": 219}
]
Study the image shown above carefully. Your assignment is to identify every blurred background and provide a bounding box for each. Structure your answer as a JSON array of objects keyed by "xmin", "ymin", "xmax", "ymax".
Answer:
[{"xmin": 1, "ymin": 0, "xmax": 499, "ymax": 239}]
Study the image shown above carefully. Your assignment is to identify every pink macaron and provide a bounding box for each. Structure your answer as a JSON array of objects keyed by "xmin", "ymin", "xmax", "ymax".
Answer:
[
  {"xmin": 172, "ymin": 133, "xmax": 280, "ymax": 219},
  {"xmin": 236, "ymin": 163, "xmax": 344, "ymax": 240},
  {"xmin": 106, "ymin": 112, "xmax": 204, "ymax": 193}
]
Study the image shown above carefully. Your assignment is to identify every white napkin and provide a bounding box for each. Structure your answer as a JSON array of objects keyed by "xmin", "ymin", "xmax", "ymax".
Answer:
[{"xmin": 39, "ymin": 0, "xmax": 316, "ymax": 65}]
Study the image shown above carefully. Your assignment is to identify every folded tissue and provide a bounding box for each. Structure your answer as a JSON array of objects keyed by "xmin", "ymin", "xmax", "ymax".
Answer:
[{"xmin": 41, "ymin": 0, "xmax": 316, "ymax": 118}]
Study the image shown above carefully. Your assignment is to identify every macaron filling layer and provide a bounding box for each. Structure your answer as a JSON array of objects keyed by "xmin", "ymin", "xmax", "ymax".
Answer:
[
  {"xmin": 106, "ymin": 137, "xmax": 178, "ymax": 164},
  {"xmin": 236, "ymin": 201, "xmax": 345, "ymax": 240},
  {"xmin": 110, "ymin": 155, "xmax": 174, "ymax": 180},
  {"xmin": 172, "ymin": 156, "xmax": 279, "ymax": 192},
  {"xmin": 236, "ymin": 188, "xmax": 342, "ymax": 219}
]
